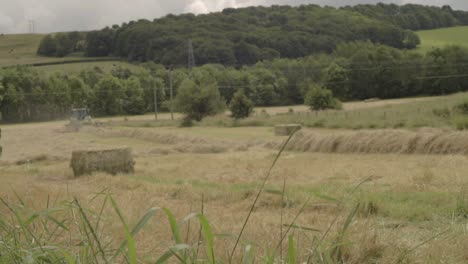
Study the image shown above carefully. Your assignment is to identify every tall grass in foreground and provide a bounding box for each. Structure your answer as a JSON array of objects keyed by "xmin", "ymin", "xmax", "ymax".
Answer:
[{"xmin": 0, "ymin": 130, "xmax": 445, "ymax": 263}]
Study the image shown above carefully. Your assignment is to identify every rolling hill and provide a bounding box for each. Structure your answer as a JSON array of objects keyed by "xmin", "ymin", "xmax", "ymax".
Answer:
[
  {"xmin": 0, "ymin": 33, "xmax": 140, "ymax": 73},
  {"xmin": 417, "ymin": 26, "xmax": 468, "ymax": 53}
]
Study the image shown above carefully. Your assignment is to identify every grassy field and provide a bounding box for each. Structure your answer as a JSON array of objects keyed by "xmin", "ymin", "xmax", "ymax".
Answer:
[
  {"xmin": 416, "ymin": 26, "xmax": 468, "ymax": 53},
  {"xmin": 1, "ymin": 108, "xmax": 468, "ymax": 262},
  {"xmin": 0, "ymin": 34, "xmax": 91, "ymax": 67},
  {"xmin": 36, "ymin": 61, "xmax": 145, "ymax": 74},
  {"xmin": 0, "ymin": 34, "xmax": 140, "ymax": 73},
  {"xmin": 117, "ymin": 93, "xmax": 468, "ymax": 130}
]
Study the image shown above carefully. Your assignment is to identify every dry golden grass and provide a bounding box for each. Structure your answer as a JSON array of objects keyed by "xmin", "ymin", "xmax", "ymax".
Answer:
[
  {"xmin": 1, "ymin": 122, "xmax": 468, "ymax": 263},
  {"xmin": 284, "ymin": 128, "xmax": 468, "ymax": 155},
  {"xmin": 255, "ymin": 96, "xmax": 436, "ymax": 115}
]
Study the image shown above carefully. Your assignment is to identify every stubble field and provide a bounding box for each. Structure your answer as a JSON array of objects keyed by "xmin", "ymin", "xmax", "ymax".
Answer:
[{"xmin": 1, "ymin": 106, "xmax": 468, "ymax": 263}]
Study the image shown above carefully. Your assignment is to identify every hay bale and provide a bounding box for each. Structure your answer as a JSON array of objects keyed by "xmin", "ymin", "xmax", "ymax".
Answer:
[
  {"xmin": 274, "ymin": 124, "xmax": 302, "ymax": 136},
  {"xmin": 70, "ymin": 148, "xmax": 135, "ymax": 177}
]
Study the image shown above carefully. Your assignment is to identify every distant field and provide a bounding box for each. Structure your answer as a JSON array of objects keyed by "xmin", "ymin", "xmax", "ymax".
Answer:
[
  {"xmin": 117, "ymin": 93, "xmax": 468, "ymax": 130},
  {"xmin": 416, "ymin": 26, "xmax": 468, "ymax": 53},
  {"xmin": 0, "ymin": 34, "xmax": 92, "ymax": 66},
  {"xmin": 0, "ymin": 34, "xmax": 138, "ymax": 73},
  {"xmin": 36, "ymin": 61, "xmax": 145, "ymax": 74}
]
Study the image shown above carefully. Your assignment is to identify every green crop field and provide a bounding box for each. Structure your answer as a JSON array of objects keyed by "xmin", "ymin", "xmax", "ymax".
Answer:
[
  {"xmin": 0, "ymin": 34, "xmax": 90, "ymax": 67},
  {"xmin": 416, "ymin": 26, "xmax": 468, "ymax": 53}
]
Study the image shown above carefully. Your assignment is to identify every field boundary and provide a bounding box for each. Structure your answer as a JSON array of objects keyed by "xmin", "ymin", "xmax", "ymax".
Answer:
[{"xmin": 1, "ymin": 57, "xmax": 122, "ymax": 69}]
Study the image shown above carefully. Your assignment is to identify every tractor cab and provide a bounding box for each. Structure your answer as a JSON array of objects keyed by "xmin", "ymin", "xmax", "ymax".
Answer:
[{"xmin": 71, "ymin": 108, "xmax": 91, "ymax": 122}]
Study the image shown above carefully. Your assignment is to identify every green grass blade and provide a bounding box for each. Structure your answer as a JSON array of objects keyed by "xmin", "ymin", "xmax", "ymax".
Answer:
[
  {"xmin": 154, "ymin": 244, "xmax": 190, "ymax": 264},
  {"xmin": 163, "ymin": 208, "xmax": 182, "ymax": 244},
  {"xmin": 61, "ymin": 250, "xmax": 76, "ymax": 264},
  {"xmin": 230, "ymin": 127, "xmax": 299, "ymax": 261},
  {"xmin": 46, "ymin": 215, "xmax": 69, "ymax": 231},
  {"xmin": 288, "ymin": 235, "xmax": 295, "ymax": 264},
  {"xmin": 111, "ymin": 207, "xmax": 159, "ymax": 260},
  {"xmin": 126, "ymin": 231, "xmax": 137, "ymax": 264},
  {"xmin": 74, "ymin": 198, "xmax": 105, "ymax": 264},
  {"xmin": 198, "ymin": 214, "xmax": 215, "ymax": 264}
]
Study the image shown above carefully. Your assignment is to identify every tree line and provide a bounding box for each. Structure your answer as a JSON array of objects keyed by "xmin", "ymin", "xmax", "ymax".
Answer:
[
  {"xmin": 37, "ymin": 32, "xmax": 86, "ymax": 57},
  {"xmin": 37, "ymin": 3, "xmax": 434, "ymax": 63},
  {"xmin": 4, "ymin": 42, "xmax": 468, "ymax": 123}
]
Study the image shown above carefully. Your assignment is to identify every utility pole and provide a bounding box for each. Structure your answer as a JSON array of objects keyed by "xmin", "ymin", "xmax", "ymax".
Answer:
[
  {"xmin": 153, "ymin": 85, "xmax": 158, "ymax": 120},
  {"xmin": 28, "ymin": 20, "xmax": 35, "ymax": 33},
  {"xmin": 169, "ymin": 67, "xmax": 174, "ymax": 120}
]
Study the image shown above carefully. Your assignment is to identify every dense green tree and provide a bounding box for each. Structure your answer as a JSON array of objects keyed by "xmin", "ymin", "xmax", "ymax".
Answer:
[
  {"xmin": 305, "ymin": 85, "xmax": 341, "ymax": 111},
  {"xmin": 86, "ymin": 28, "xmax": 114, "ymax": 56},
  {"xmin": 37, "ymin": 35, "xmax": 57, "ymax": 56},
  {"xmin": 123, "ymin": 77, "xmax": 146, "ymax": 114},
  {"xmin": 93, "ymin": 75, "xmax": 126, "ymax": 115},
  {"xmin": 229, "ymin": 90, "xmax": 253, "ymax": 119},
  {"xmin": 68, "ymin": 76, "xmax": 91, "ymax": 108},
  {"xmin": 322, "ymin": 61, "xmax": 349, "ymax": 100},
  {"xmin": 37, "ymin": 32, "xmax": 85, "ymax": 57},
  {"xmin": 175, "ymin": 80, "xmax": 225, "ymax": 121}
]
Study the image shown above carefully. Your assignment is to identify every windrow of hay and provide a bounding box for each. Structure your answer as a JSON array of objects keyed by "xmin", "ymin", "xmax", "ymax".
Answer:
[
  {"xmin": 84, "ymin": 127, "xmax": 270, "ymax": 154},
  {"xmin": 70, "ymin": 148, "xmax": 135, "ymax": 177},
  {"xmin": 15, "ymin": 154, "xmax": 65, "ymax": 165},
  {"xmin": 282, "ymin": 129, "xmax": 468, "ymax": 155},
  {"xmin": 85, "ymin": 127, "xmax": 213, "ymax": 145}
]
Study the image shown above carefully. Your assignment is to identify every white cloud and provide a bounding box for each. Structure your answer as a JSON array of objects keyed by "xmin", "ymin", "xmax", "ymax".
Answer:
[{"xmin": 0, "ymin": 0, "xmax": 466, "ymax": 34}]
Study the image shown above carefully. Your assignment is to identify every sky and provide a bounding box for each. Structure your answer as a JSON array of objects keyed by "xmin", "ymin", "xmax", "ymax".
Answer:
[{"xmin": 0, "ymin": 0, "xmax": 467, "ymax": 34}]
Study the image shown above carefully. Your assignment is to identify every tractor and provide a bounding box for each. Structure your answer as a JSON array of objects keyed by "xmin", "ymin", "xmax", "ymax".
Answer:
[{"xmin": 65, "ymin": 108, "xmax": 93, "ymax": 132}]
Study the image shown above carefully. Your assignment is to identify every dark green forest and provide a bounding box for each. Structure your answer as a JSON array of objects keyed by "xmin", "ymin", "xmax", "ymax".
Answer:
[
  {"xmin": 37, "ymin": 3, "xmax": 468, "ymax": 66},
  {"xmin": 37, "ymin": 3, "xmax": 467, "ymax": 64}
]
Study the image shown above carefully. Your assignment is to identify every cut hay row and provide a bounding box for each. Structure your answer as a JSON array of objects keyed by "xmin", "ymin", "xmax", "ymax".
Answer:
[
  {"xmin": 84, "ymin": 127, "xmax": 270, "ymax": 154},
  {"xmin": 283, "ymin": 129, "xmax": 468, "ymax": 155},
  {"xmin": 86, "ymin": 127, "xmax": 212, "ymax": 145}
]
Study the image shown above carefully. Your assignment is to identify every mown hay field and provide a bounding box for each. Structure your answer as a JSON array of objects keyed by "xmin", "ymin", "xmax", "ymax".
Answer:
[
  {"xmin": 417, "ymin": 26, "xmax": 468, "ymax": 53},
  {"xmin": 1, "ymin": 116, "xmax": 468, "ymax": 263}
]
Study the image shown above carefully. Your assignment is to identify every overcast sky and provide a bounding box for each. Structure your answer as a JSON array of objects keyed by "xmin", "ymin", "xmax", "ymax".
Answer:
[{"xmin": 1, "ymin": 0, "xmax": 467, "ymax": 34}]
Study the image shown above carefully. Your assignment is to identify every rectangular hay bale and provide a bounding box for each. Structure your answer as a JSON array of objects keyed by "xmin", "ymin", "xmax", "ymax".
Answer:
[
  {"xmin": 70, "ymin": 148, "xmax": 135, "ymax": 177},
  {"xmin": 274, "ymin": 124, "xmax": 302, "ymax": 136}
]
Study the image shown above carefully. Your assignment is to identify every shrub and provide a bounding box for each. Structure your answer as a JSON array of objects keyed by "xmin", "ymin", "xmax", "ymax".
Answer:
[
  {"xmin": 180, "ymin": 116, "xmax": 194, "ymax": 127},
  {"xmin": 175, "ymin": 80, "xmax": 225, "ymax": 122},
  {"xmin": 305, "ymin": 85, "xmax": 341, "ymax": 111},
  {"xmin": 453, "ymin": 101, "xmax": 468, "ymax": 115},
  {"xmin": 229, "ymin": 90, "xmax": 254, "ymax": 119}
]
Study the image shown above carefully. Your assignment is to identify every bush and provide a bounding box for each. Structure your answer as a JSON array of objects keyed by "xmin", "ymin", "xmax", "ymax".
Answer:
[
  {"xmin": 229, "ymin": 90, "xmax": 254, "ymax": 119},
  {"xmin": 453, "ymin": 101, "xmax": 468, "ymax": 115},
  {"xmin": 175, "ymin": 80, "xmax": 225, "ymax": 122},
  {"xmin": 304, "ymin": 85, "xmax": 341, "ymax": 111}
]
